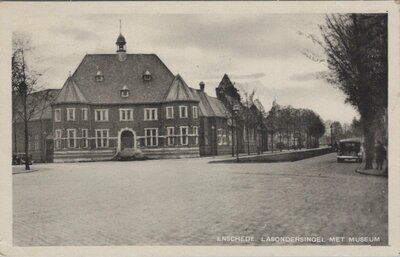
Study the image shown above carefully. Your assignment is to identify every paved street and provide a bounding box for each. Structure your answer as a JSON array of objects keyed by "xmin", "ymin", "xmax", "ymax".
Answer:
[{"xmin": 13, "ymin": 153, "xmax": 388, "ymax": 246}]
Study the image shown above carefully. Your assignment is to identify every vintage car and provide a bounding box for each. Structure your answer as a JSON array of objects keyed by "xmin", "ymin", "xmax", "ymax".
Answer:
[
  {"xmin": 337, "ymin": 139, "xmax": 363, "ymax": 163},
  {"xmin": 12, "ymin": 153, "xmax": 33, "ymax": 165}
]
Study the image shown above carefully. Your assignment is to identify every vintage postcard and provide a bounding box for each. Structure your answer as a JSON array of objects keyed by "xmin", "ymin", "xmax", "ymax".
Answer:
[{"xmin": 0, "ymin": 1, "xmax": 399, "ymax": 256}]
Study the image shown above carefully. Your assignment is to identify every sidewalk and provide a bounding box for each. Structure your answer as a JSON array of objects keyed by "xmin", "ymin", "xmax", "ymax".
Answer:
[
  {"xmin": 355, "ymin": 167, "xmax": 388, "ymax": 177},
  {"xmin": 12, "ymin": 166, "xmax": 39, "ymax": 175},
  {"xmin": 199, "ymin": 148, "xmax": 295, "ymax": 161},
  {"xmin": 206, "ymin": 147, "xmax": 332, "ymax": 163}
]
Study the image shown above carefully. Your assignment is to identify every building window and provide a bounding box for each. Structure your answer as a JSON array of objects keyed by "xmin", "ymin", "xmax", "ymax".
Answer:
[
  {"xmin": 120, "ymin": 108, "xmax": 133, "ymax": 121},
  {"xmin": 167, "ymin": 127, "xmax": 175, "ymax": 146},
  {"xmin": 180, "ymin": 126, "xmax": 189, "ymax": 145},
  {"xmin": 217, "ymin": 129, "xmax": 223, "ymax": 145},
  {"xmin": 95, "ymin": 129, "xmax": 109, "ymax": 148},
  {"xmin": 81, "ymin": 108, "xmax": 88, "ymax": 121},
  {"xmin": 32, "ymin": 134, "xmax": 39, "ymax": 150},
  {"xmin": 143, "ymin": 70, "xmax": 152, "ymax": 81},
  {"xmin": 223, "ymin": 132, "xmax": 228, "ymax": 145},
  {"xmin": 145, "ymin": 128, "xmax": 158, "ymax": 146},
  {"xmin": 121, "ymin": 90, "xmax": 129, "ymax": 97},
  {"xmin": 166, "ymin": 106, "xmax": 174, "ymax": 119},
  {"xmin": 120, "ymin": 85, "xmax": 129, "ymax": 98},
  {"xmin": 67, "ymin": 129, "xmax": 77, "ymax": 148},
  {"xmin": 144, "ymin": 108, "xmax": 158, "ymax": 121},
  {"xmin": 193, "ymin": 106, "xmax": 198, "ymax": 118},
  {"xmin": 28, "ymin": 135, "xmax": 32, "ymax": 151},
  {"xmin": 55, "ymin": 109, "xmax": 61, "ymax": 122},
  {"xmin": 67, "ymin": 108, "xmax": 75, "ymax": 121},
  {"xmin": 193, "ymin": 126, "xmax": 199, "ymax": 145},
  {"xmin": 81, "ymin": 129, "xmax": 88, "ymax": 148},
  {"xmin": 179, "ymin": 106, "xmax": 188, "ymax": 118},
  {"xmin": 95, "ymin": 109, "xmax": 109, "ymax": 121},
  {"xmin": 55, "ymin": 129, "xmax": 62, "ymax": 150},
  {"xmin": 95, "ymin": 70, "xmax": 104, "ymax": 82}
]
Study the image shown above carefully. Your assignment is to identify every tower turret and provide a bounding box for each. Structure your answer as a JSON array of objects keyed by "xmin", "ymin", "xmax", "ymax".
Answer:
[{"xmin": 116, "ymin": 20, "xmax": 127, "ymax": 61}]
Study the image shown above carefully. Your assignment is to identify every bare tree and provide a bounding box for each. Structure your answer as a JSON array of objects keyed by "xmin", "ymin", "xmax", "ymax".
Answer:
[
  {"xmin": 242, "ymin": 90, "xmax": 255, "ymax": 155},
  {"xmin": 12, "ymin": 32, "xmax": 50, "ymax": 170}
]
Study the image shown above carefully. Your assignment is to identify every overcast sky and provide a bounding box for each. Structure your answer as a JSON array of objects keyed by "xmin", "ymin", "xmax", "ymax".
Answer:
[{"xmin": 14, "ymin": 12, "xmax": 358, "ymax": 124}]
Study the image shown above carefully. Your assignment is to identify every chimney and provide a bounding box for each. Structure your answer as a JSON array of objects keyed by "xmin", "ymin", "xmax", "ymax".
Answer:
[{"xmin": 199, "ymin": 81, "xmax": 205, "ymax": 92}]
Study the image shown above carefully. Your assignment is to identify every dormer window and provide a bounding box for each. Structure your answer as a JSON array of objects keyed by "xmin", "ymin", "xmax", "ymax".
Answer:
[
  {"xmin": 120, "ymin": 85, "xmax": 129, "ymax": 97},
  {"xmin": 143, "ymin": 70, "xmax": 152, "ymax": 81},
  {"xmin": 96, "ymin": 70, "xmax": 104, "ymax": 82}
]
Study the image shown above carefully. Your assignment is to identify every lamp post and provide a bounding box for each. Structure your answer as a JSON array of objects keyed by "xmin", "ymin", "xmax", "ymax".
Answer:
[
  {"xmin": 211, "ymin": 125, "xmax": 215, "ymax": 158},
  {"xmin": 43, "ymin": 131, "xmax": 47, "ymax": 163},
  {"xmin": 256, "ymin": 125, "xmax": 261, "ymax": 155},
  {"xmin": 233, "ymin": 104, "xmax": 240, "ymax": 161}
]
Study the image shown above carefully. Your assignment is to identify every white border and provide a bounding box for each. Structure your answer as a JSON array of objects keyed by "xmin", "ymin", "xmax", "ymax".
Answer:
[{"xmin": 0, "ymin": 1, "xmax": 399, "ymax": 256}]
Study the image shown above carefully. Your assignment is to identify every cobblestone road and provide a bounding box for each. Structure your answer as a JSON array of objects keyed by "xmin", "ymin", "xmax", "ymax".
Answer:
[{"xmin": 13, "ymin": 153, "xmax": 388, "ymax": 246}]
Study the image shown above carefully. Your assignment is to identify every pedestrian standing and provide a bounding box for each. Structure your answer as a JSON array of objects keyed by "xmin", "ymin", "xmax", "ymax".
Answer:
[{"xmin": 375, "ymin": 140, "xmax": 387, "ymax": 170}]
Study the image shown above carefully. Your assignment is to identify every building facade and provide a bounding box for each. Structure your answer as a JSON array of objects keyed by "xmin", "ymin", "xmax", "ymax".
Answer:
[
  {"xmin": 13, "ymin": 89, "xmax": 60, "ymax": 163},
  {"xmin": 12, "ymin": 33, "xmax": 270, "ymax": 163},
  {"xmin": 51, "ymin": 33, "xmax": 228, "ymax": 162}
]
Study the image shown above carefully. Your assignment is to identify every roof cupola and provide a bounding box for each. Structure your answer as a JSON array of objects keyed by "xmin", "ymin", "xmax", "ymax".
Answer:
[{"xmin": 116, "ymin": 20, "xmax": 127, "ymax": 62}]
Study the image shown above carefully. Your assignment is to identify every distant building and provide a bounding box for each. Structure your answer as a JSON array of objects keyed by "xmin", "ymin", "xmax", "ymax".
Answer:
[
  {"xmin": 12, "ymin": 89, "xmax": 60, "ymax": 163},
  {"xmin": 216, "ymin": 74, "xmax": 268, "ymax": 154}
]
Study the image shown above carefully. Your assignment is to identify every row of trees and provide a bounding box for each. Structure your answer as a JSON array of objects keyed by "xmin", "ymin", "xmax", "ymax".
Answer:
[
  {"xmin": 317, "ymin": 14, "xmax": 388, "ymax": 169},
  {"xmin": 329, "ymin": 118, "xmax": 363, "ymax": 142},
  {"xmin": 265, "ymin": 101, "xmax": 325, "ymax": 151},
  {"xmin": 234, "ymin": 87, "xmax": 326, "ymax": 154}
]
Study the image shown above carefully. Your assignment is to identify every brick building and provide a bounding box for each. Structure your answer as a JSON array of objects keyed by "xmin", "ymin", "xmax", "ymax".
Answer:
[
  {"xmin": 51, "ymin": 32, "xmax": 239, "ymax": 162},
  {"xmin": 12, "ymin": 89, "xmax": 60, "ymax": 163},
  {"xmin": 11, "ymin": 32, "xmax": 268, "ymax": 163},
  {"xmin": 216, "ymin": 74, "xmax": 268, "ymax": 154}
]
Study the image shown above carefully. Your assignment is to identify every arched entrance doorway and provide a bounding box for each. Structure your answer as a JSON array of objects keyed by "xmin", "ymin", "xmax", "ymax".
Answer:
[{"xmin": 120, "ymin": 130, "xmax": 135, "ymax": 150}]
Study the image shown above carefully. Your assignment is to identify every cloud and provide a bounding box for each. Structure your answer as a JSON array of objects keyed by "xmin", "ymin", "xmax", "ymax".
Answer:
[
  {"xmin": 100, "ymin": 13, "xmax": 326, "ymax": 60},
  {"xmin": 231, "ymin": 73, "xmax": 266, "ymax": 80},
  {"xmin": 50, "ymin": 26, "xmax": 102, "ymax": 41},
  {"xmin": 288, "ymin": 71, "xmax": 328, "ymax": 81},
  {"xmin": 196, "ymin": 72, "xmax": 266, "ymax": 81}
]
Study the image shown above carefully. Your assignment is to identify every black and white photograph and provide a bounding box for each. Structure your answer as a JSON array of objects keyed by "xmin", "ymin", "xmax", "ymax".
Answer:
[{"xmin": 0, "ymin": 1, "xmax": 399, "ymax": 256}]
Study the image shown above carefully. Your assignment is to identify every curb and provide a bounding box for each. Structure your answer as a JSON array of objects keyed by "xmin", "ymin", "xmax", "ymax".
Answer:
[
  {"xmin": 355, "ymin": 169, "xmax": 388, "ymax": 177},
  {"xmin": 12, "ymin": 169, "xmax": 39, "ymax": 175}
]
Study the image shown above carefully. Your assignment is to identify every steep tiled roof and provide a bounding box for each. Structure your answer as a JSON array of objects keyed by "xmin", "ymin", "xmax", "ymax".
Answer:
[
  {"xmin": 14, "ymin": 89, "xmax": 60, "ymax": 122},
  {"xmin": 64, "ymin": 54, "xmax": 176, "ymax": 104},
  {"xmin": 54, "ymin": 75, "xmax": 88, "ymax": 104},
  {"xmin": 217, "ymin": 74, "xmax": 236, "ymax": 91},
  {"xmin": 216, "ymin": 74, "xmax": 240, "ymax": 102},
  {"xmin": 189, "ymin": 88, "xmax": 227, "ymax": 118},
  {"xmin": 206, "ymin": 95, "xmax": 228, "ymax": 117},
  {"xmin": 190, "ymin": 88, "xmax": 214, "ymax": 117},
  {"xmin": 164, "ymin": 75, "xmax": 199, "ymax": 102}
]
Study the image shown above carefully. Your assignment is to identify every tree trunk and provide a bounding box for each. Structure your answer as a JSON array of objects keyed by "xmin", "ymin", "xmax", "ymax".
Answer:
[
  {"xmin": 287, "ymin": 129, "xmax": 290, "ymax": 151},
  {"xmin": 231, "ymin": 125, "xmax": 235, "ymax": 157},
  {"xmin": 23, "ymin": 96, "xmax": 30, "ymax": 170},
  {"xmin": 363, "ymin": 116, "xmax": 376, "ymax": 169},
  {"xmin": 247, "ymin": 125, "xmax": 250, "ymax": 155},
  {"xmin": 271, "ymin": 132, "xmax": 274, "ymax": 152},
  {"xmin": 13, "ymin": 120, "xmax": 17, "ymax": 154}
]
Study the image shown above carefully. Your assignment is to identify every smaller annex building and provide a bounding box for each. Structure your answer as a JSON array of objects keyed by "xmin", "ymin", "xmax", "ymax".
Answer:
[
  {"xmin": 13, "ymin": 89, "xmax": 60, "ymax": 163},
  {"xmin": 51, "ymin": 32, "xmax": 233, "ymax": 162}
]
